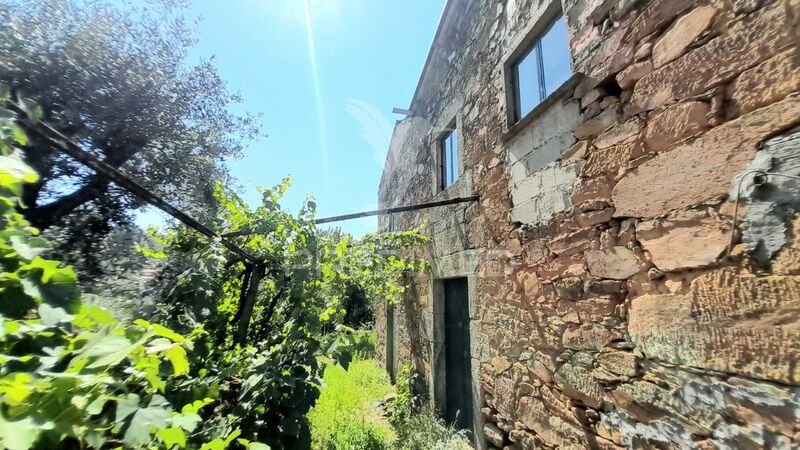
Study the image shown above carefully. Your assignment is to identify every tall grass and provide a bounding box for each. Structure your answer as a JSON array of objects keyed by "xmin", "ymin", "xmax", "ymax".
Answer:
[
  {"xmin": 309, "ymin": 359, "xmax": 396, "ymax": 449},
  {"xmin": 309, "ymin": 358, "xmax": 471, "ymax": 450}
]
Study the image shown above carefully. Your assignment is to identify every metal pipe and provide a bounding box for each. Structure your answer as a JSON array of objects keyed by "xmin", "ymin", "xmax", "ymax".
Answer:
[{"xmin": 314, "ymin": 195, "xmax": 480, "ymax": 224}]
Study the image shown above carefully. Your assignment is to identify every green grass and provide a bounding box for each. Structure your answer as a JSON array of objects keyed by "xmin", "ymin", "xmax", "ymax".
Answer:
[{"xmin": 309, "ymin": 359, "xmax": 396, "ymax": 450}]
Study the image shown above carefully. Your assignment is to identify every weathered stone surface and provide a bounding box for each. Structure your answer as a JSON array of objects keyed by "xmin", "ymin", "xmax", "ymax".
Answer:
[
  {"xmin": 728, "ymin": 47, "xmax": 800, "ymax": 117},
  {"xmin": 637, "ymin": 215, "xmax": 729, "ymax": 272},
  {"xmin": 554, "ymin": 276, "xmax": 585, "ymax": 300},
  {"xmin": 598, "ymin": 96, "xmax": 619, "ymax": 110},
  {"xmin": 582, "ymin": 25, "xmax": 635, "ymax": 83},
  {"xmin": 575, "ymin": 207, "xmax": 615, "ymax": 228},
  {"xmin": 554, "ymin": 363, "xmax": 605, "ymax": 409},
  {"xmin": 581, "ymin": 88, "xmax": 606, "ymax": 109},
  {"xmin": 563, "ymin": 323, "xmax": 616, "ymax": 351},
  {"xmin": 616, "ymin": 60, "xmax": 653, "ymax": 90},
  {"xmin": 628, "ymin": 0, "xmax": 695, "ymax": 44},
  {"xmin": 483, "ymin": 422, "xmax": 506, "ymax": 448},
  {"xmin": 516, "ymin": 394, "xmax": 587, "ymax": 449},
  {"xmin": 631, "ymin": 5, "xmax": 793, "ymax": 111},
  {"xmin": 508, "ymin": 429, "xmax": 541, "ymax": 450},
  {"xmin": 595, "ymin": 350, "xmax": 637, "ymax": 377},
  {"xmin": 584, "ymin": 141, "xmax": 644, "ymax": 178},
  {"xmin": 490, "ymin": 373, "xmax": 519, "ymax": 419},
  {"xmin": 729, "ymin": 0, "xmax": 761, "ymax": 14},
  {"xmin": 652, "ymin": 6, "xmax": 718, "ymax": 68},
  {"xmin": 549, "ymin": 227, "xmax": 599, "ymax": 257},
  {"xmin": 593, "ymin": 118, "xmax": 643, "ymax": 149},
  {"xmin": 585, "ymin": 279, "xmax": 624, "ymax": 296},
  {"xmin": 586, "ymin": 247, "xmax": 642, "ymax": 279},
  {"xmin": 644, "ymin": 101, "xmax": 710, "ymax": 152},
  {"xmin": 613, "ymin": 94, "xmax": 800, "ymax": 218},
  {"xmin": 573, "ymin": 296, "xmax": 620, "ymax": 323},
  {"xmin": 634, "ymin": 41, "xmax": 653, "ymax": 62},
  {"xmin": 628, "ymin": 275, "xmax": 800, "ymax": 384},
  {"xmin": 572, "ymin": 177, "xmax": 613, "ymax": 205},
  {"xmin": 562, "ymin": 140, "xmax": 590, "ymax": 162},
  {"xmin": 773, "ymin": 215, "xmax": 800, "ymax": 275},
  {"xmin": 575, "ymin": 106, "xmax": 620, "ymax": 139},
  {"xmin": 602, "ymin": 376, "xmax": 800, "ymax": 450},
  {"xmin": 690, "ymin": 268, "xmax": 800, "ymax": 326}
]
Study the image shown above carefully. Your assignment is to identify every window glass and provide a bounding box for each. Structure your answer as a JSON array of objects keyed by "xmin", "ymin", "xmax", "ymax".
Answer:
[
  {"xmin": 511, "ymin": 14, "xmax": 572, "ymax": 123},
  {"xmin": 540, "ymin": 16, "xmax": 571, "ymax": 97},
  {"xmin": 441, "ymin": 129, "xmax": 458, "ymax": 189},
  {"xmin": 515, "ymin": 48, "xmax": 541, "ymax": 121}
]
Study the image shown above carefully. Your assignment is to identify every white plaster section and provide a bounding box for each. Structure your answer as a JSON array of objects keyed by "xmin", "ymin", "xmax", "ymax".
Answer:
[
  {"xmin": 507, "ymin": 98, "xmax": 580, "ymax": 171},
  {"xmin": 729, "ymin": 125, "xmax": 800, "ymax": 264},
  {"xmin": 510, "ymin": 160, "xmax": 583, "ymax": 226},
  {"xmin": 506, "ymin": 94, "xmax": 581, "ymax": 227}
]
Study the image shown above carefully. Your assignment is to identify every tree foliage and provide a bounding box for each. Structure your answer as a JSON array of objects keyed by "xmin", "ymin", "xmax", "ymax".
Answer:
[
  {"xmin": 0, "ymin": 106, "xmax": 254, "ymax": 450},
  {"xmin": 145, "ymin": 180, "xmax": 427, "ymax": 448},
  {"xmin": 0, "ymin": 0, "xmax": 260, "ymax": 253},
  {"xmin": 0, "ymin": 104, "xmax": 428, "ymax": 448}
]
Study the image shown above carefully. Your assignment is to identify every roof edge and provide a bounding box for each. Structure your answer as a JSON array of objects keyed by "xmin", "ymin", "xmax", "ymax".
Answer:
[{"xmin": 408, "ymin": 0, "xmax": 457, "ymax": 113}]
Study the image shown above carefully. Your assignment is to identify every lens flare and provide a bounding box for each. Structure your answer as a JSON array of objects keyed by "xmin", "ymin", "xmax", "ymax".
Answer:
[{"xmin": 301, "ymin": 0, "xmax": 331, "ymax": 197}]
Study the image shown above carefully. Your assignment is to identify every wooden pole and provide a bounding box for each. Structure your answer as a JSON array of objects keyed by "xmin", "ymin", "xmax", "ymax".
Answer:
[{"xmin": 235, "ymin": 263, "xmax": 265, "ymax": 344}]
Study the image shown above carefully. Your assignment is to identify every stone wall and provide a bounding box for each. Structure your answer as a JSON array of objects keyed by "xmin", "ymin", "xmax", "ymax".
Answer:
[{"xmin": 376, "ymin": 0, "xmax": 800, "ymax": 448}]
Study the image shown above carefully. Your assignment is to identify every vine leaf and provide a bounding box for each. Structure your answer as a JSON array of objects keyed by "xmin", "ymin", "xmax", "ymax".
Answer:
[
  {"xmin": 83, "ymin": 334, "xmax": 136, "ymax": 369},
  {"xmin": 124, "ymin": 406, "xmax": 171, "ymax": 447},
  {"xmin": 157, "ymin": 427, "xmax": 186, "ymax": 449},
  {"xmin": 165, "ymin": 346, "xmax": 190, "ymax": 377},
  {"xmin": 171, "ymin": 412, "xmax": 201, "ymax": 432},
  {"xmin": 0, "ymin": 416, "xmax": 40, "ymax": 450},
  {"xmin": 9, "ymin": 236, "xmax": 49, "ymax": 260},
  {"xmin": 38, "ymin": 304, "xmax": 72, "ymax": 326},
  {"xmin": 115, "ymin": 393, "xmax": 141, "ymax": 423},
  {"xmin": 0, "ymin": 150, "xmax": 38, "ymax": 196}
]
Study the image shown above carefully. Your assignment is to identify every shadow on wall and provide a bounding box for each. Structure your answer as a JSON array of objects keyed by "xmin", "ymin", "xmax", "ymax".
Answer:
[{"xmin": 402, "ymin": 272, "xmax": 431, "ymax": 396}]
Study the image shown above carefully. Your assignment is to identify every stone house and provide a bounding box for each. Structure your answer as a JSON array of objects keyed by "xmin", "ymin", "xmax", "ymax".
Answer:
[{"xmin": 375, "ymin": 0, "xmax": 800, "ymax": 448}]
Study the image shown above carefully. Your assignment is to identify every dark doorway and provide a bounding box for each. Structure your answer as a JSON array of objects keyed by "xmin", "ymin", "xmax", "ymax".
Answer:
[
  {"xmin": 386, "ymin": 302, "xmax": 396, "ymax": 382},
  {"xmin": 443, "ymin": 277, "xmax": 473, "ymax": 432}
]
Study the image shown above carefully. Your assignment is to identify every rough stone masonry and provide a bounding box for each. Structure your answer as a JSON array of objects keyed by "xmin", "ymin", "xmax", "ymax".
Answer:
[{"xmin": 376, "ymin": 0, "xmax": 800, "ymax": 448}]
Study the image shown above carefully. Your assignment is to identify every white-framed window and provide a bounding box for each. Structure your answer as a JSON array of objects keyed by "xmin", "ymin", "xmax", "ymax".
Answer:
[
  {"xmin": 440, "ymin": 127, "xmax": 458, "ymax": 190},
  {"xmin": 510, "ymin": 14, "xmax": 572, "ymax": 124}
]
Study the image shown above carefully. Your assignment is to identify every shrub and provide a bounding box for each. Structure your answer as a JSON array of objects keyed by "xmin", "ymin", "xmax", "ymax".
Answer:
[
  {"xmin": 0, "ymin": 102, "xmax": 252, "ymax": 450},
  {"xmin": 392, "ymin": 409, "xmax": 470, "ymax": 450},
  {"xmin": 0, "ymin": 101, "xmax": 428, "ymax": 449},
  {"xmin": 389, "ymin": 364, "xmax": 470, "ymax": 450}
]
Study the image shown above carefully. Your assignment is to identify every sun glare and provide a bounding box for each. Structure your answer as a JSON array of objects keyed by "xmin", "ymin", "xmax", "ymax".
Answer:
[
  {"xmin": 301, "ymin": 0, "xmax": 332, "ymax": 197},
  {"xmin": 257, "ymin": 0, "xmax": 340, "ymax": 22}
]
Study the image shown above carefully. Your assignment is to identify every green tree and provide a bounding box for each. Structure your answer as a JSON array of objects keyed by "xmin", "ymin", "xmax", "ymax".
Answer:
[
  {"xmin": 0, "ymin": 0, "xmax": 260, "ymax": 248},
  {"xmin": 0, "ymin": 95, "xmax": 257, "ymax": 450},
  {"xmin": 143, "ymin": 180, "xmax": 428, "ymax": 448},
  {"xmin": 1, "ymin": 97, "xmax": 428, "ymax": 449}
]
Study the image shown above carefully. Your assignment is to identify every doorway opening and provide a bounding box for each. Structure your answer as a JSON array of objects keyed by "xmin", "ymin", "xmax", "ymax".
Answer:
[
  {"xmin": 386, "ymin": 301, "xmax": 396, "ymax": 382},
  {"xmin": 442, "ymin": 277, "xmax": 473, "ymax": 432}
]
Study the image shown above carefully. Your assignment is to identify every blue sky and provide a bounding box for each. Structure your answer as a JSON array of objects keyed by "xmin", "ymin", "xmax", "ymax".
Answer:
[{"xmin": 138, "ymin": 0, "xmax": 445, "ymax": 236}]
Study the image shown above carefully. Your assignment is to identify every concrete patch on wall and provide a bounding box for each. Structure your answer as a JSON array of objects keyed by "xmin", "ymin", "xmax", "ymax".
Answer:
[
  {"xmin": 731, "ymin": 126, "xmax": 800, "ymax": 265},
  {"xmin": 507, "ymin": 98, "xmax": 580, "ymax": 174},
  {"xmin": 506, "ymin": 96, "xmax": 582, "ymax": 228},
  {"xmin": 510, "ymin": 161, "xmax": 583, "ymax": 227}
]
